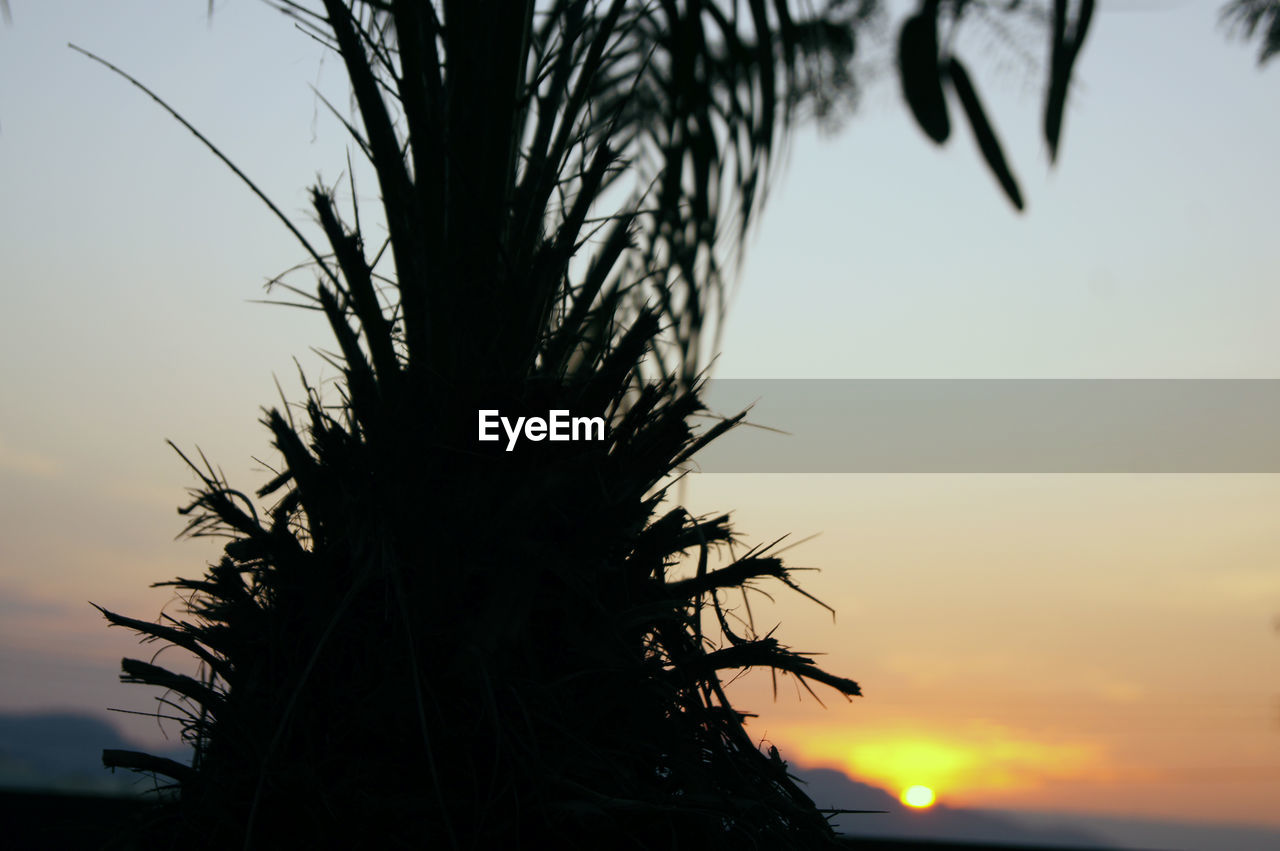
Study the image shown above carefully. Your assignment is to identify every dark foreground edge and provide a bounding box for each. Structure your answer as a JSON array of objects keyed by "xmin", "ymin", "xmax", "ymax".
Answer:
[{"xmin": 0, "ymin": 788, "xmax": 1140, "ymax": 851}]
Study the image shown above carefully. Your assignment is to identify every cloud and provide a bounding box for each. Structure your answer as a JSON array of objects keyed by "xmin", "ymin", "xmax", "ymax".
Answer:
[{"xmin": 0, "ymin": 583, "xmax": 75, "ymax": 618}]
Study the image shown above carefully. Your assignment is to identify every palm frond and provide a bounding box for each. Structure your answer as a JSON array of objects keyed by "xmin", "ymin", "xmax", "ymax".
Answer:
[{"xmin": 1222, "ymin": 0, "xmax": 1280, "ymax": 64}]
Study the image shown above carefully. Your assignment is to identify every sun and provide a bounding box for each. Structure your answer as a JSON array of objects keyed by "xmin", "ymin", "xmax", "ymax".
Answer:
[{"xmin": 900, "ymin": 785, "xmax": 936, "ymax": 808}]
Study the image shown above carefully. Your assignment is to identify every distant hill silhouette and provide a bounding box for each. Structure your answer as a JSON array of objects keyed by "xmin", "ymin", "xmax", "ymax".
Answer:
[
  {"xmin": 1010, "ymin": 810, "xmax": 1280, "ymax": 851},
  {"xmin": 795, "ymin": 767, "xmax": 1106, "ymax": 848},
  {"xmin": 795, "ymin": 766, "xmax": 1280, "ymax": 851},
  {"xmin": 0, "ymin": 710, "xmax": 188, "ymax": 795}
]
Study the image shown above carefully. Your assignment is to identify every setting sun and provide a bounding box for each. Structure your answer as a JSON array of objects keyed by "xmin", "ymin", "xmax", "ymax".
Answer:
[{"xmin": 901, "ymin": 785, "xmax": 936, "ymax": 808}]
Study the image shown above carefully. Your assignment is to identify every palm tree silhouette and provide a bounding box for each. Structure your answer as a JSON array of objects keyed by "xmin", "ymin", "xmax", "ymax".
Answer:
[{"xmin": 84, "ymin": 2, "xmax": 1096, "ymax": 848}]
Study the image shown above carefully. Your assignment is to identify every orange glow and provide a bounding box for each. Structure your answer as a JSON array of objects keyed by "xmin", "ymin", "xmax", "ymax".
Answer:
[
  {"xmin": 852, "ymin": 736, "xmax": 970, "ymax": 796},
  {"xmin": 771, "ymin": 722, "xmax": 1107, "ymax": 804},
  {"xmin": 901, "ymin": 785, "xmax": 936, "ymax": 808}
]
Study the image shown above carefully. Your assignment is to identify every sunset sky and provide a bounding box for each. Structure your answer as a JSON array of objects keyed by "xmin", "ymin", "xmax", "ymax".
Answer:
[{"xmin": 2, "ymin": 0, "xmax": 1279, "ymax": 837}]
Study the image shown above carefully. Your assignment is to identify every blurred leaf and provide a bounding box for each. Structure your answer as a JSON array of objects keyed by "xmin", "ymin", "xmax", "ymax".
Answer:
[
  {"xmin": 1221, "ymin": 0, "xmax": 1280, "ymax": 65},
  {"xmin": 947, "ymin": 55, "xmax": 1024, "ymax": 211},
  {"xmin": 898, "ymin": 0, "xmax": 949, "ymax": 144},
  {"xmin": 1045, "ymin": 0, "xmax": 1095, "ymax": 163}
]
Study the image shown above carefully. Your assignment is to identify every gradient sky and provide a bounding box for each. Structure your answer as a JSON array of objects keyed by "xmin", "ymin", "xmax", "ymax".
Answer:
[{"xmin": 2, "ymin": 0, "xmax": 1279, "ymax": 835}]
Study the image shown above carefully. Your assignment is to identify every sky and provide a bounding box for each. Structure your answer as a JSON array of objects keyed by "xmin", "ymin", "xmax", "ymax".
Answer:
[{"xmin": 2, "ymin": 0, "xmax": 1279, "ymax": 840}]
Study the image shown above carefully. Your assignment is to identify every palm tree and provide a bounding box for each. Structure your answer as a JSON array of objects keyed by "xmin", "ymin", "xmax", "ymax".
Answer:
[{"xmin": 84, "ymin": 2, "xmax": 1092, "ymax": 848}]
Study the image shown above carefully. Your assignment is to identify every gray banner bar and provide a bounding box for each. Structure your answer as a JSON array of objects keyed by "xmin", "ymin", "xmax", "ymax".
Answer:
[{"xmin": 690, "ymin": 380, "xmax": 1280, "ymax": 473}]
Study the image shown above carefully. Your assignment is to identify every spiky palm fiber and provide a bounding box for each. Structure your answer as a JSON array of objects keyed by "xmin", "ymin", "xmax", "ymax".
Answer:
[
  {"xmin": 95, "ymin": 1, "xmax": 863, "ymax": 848},
  {"xmin": 106, "ymin": 369, "xmax": 856, "ymax": 849}
]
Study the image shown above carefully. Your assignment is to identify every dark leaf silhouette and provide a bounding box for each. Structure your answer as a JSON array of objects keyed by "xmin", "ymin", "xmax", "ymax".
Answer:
[
  {"xmin": 1045, "ymin": 0, "xmax": 1095, "ymax": 163},
  {"xmin": 1221, "ymin": 0, "xmax": 1280, "ymax": 65},
  {"xmin": 894, "ymin": 0, "xmax": 1098, "ymax": 207},
  {"xmin": 947, "ymin": 55, "xmax": 1024, "ymax": 210},
  {"xmin": 898, "ymin": 0, "xmax": 950, "ymax": 144}
]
